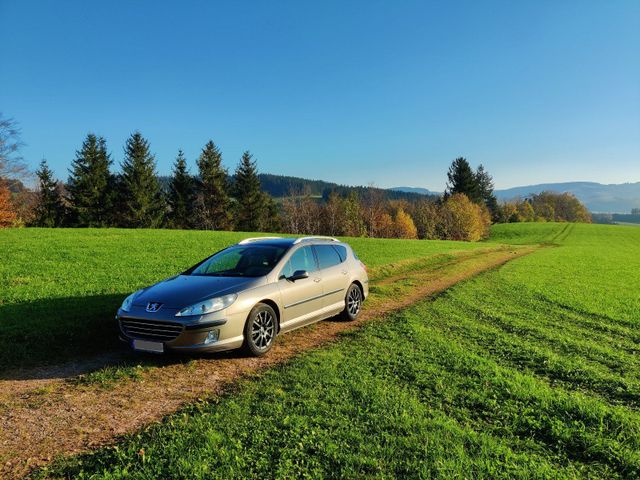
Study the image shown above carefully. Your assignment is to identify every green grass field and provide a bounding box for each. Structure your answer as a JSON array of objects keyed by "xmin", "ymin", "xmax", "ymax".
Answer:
[
  {"xmin": 0, "ymin": 228, "xmax": 486, "ymax": 369},
  {"xmin": 37, "ymin": 223, "xmax": 640, "ymax": 479}
]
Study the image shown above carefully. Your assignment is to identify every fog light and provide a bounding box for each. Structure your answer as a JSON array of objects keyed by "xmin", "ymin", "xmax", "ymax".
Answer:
[{"xmin": 205, "ymin": 329, "xmax": 220, "ymax": 345}]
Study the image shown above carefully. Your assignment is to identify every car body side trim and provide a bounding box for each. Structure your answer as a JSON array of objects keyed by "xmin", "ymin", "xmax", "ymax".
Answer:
[{"xmin": 283, "ymin": 288, "xmax": 344, "ymax": 309}]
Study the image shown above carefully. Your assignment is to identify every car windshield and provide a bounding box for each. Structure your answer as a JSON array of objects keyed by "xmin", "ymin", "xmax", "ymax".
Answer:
[{"xmin": 188, "ymin": 245, "xmax": 288, "ymax": 278}]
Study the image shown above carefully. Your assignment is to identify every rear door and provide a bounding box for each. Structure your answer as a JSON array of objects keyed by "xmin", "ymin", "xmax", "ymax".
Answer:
[
  {"xmin": 277, "ymin": 246, "xmax": 324, "ymax": 331},
  {"xmin": 314, "ymin": 244, "xmax": 350, "ymax": 313}
]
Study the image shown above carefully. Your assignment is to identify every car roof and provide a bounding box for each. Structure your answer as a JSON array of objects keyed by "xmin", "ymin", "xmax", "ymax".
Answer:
[
  {"xmin": 237, "ymin": 236, "xmax": 345, "ymax": 248},
  {"xmin": 238, "ymin": 238, "xmax": 297, "ymax": 247}
]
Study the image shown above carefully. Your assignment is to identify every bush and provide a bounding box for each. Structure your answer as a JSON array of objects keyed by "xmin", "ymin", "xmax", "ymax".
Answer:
[{"xmin": 439, "ymin": 193, "xmax": 491, "ymax": 241}]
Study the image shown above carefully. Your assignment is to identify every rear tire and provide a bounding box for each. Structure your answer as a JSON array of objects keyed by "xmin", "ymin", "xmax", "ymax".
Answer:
[
  {"xmin": 243, "ymin": 303, "xmax": 277, "ymax": 356},
  {"xmin": 340, "ymin": 283, "xmax": 363, "ymax": 321}
]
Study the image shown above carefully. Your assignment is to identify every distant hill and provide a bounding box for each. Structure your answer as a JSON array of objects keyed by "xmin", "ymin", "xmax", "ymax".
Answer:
[
  {"xmin": 157, "ymin": 174, "xmax": 337, "ymax": 197},
  {"xmin": 494, "ymin": 182, "xmax": 640, "ymax": 213},
  {"xmin": 389, "ymin": 186, "xmax": 441, "ymax": 196},
  {"xmin": 258, "ymin": 174, "xmax": 438, "ymax": 201},
  {"xmin": 159, "ymin": 173, "xmax": 436, "ymax": 203},
  {"xmin": 258, "ymin": 173, "xmax": 337, "ymax": 197}
]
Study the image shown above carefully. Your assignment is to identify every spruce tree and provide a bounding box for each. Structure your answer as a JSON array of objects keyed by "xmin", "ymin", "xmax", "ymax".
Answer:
[
  {"xmin": 118, "ymin": 132, "xmax": 165, "ymax": 228},
  {"xmin": 167, "ymin": 150, "xmax": 195, "ymax": 229},
  {"xmin": 33, "ymin": 159, "xmax": 65, "ymax": 227},
  {"xmin": 445, "ymin": 157, "xmax": 482, "ymax": 204},
  {"xmin": 232, "ymin": 151, "xmax": 268, "ymax": 231},
  {"xmin": 475, "ymin": 164, "xmax": 499, "ymax": 221},
  {"xmin": 67, "ymin": 134, "xmax": 113, "ymax": 226},
  {"xmin": 195, "ymin": 140, "xmax": 232, "ymax": 230}
]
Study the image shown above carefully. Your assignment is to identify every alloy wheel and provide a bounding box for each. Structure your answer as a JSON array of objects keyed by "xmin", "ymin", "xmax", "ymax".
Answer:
[
  {"xmin": 251, "ymin": 310, "xmax": 275, "ymax": 350},
  {"xmin": 347, "ymin": 286, "xmax": 361, "ymax": 316}
]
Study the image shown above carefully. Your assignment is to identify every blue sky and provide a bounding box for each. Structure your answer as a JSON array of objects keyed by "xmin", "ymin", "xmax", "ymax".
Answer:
[{"xmin": 1, "ymin": 1, "xmax": 638, "ymax": 190}]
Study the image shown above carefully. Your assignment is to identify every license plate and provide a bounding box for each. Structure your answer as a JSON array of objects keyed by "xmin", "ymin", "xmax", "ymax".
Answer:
[{"xmin": 132, "ymin": 339, "xmax": 164, "ymax": 353}]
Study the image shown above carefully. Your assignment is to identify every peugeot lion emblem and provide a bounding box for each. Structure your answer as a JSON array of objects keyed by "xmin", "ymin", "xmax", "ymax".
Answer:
[{"xmin": 146, "ymin": 302, "xmax": 162, "ymax": 313}]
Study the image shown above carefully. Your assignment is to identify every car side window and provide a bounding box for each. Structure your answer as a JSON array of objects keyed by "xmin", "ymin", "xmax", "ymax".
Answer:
[
  {"xmin": 315, "ymin": 245, "xmax": 343, "ymax": 269},
  {"xmin": 280, "ymin": 246, "xmax": 317, "ymax": 279},
  {"xmin": 332, "ymin": 245, "xmax": 347, "ymax": 262}
]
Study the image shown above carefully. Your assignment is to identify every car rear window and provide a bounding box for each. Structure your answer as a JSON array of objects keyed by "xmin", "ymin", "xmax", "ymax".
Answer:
[{"xmin": 315, "ymin": 244, "xmax": 343, "ymax": 269}]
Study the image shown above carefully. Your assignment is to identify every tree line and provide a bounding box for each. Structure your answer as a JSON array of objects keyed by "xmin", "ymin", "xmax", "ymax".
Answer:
[
  {"xmin": 497, "ymin": 192, "xmax": 591, "ymax": 223},
  {"xmin": 25, "ymin": 132, "xmax": 279, "ymax": 232},
  {"xmin": 0, "ymin": 114, "xmax": 592, "ymax": 240},
  {"xmin": 28, "ymin": 150, "xmax": 503, "ymax": 240},
  {"xmin": 281, "ymin": 158, "xmax": 498, "ymax": 241},
  {"xmin": 281, "ymin": 189, "xmax": 492, "ymax": 241}
]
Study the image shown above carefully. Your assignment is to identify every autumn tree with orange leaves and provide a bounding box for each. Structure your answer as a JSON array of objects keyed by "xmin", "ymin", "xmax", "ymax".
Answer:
[
  {"xmin": 0, "ymin": 180, "xmax": 17, "ymax": 227},
  {"xmin": 393, "ymin": 208, "xmax": 418, "ymax": 239}
]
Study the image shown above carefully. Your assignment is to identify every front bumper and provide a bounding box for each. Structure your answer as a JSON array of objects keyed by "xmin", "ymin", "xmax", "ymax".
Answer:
[{"xmin": 116, "ymin": 306, "xmax": 246, "ymax": 353}]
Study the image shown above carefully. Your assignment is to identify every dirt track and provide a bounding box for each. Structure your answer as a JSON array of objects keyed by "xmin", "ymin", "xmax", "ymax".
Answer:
[{"xmin": 0, "ymin": 246, "xmax": 536, "ymax": 479}]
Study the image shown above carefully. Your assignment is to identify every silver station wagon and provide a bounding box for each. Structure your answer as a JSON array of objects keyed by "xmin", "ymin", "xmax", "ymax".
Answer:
[{"xmin": 116, "ymin": 236, "xmax": 369, "ymax": 356}]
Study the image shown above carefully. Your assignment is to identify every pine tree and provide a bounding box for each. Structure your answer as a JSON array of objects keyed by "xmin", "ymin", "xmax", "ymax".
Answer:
[
  {"xmin": 232, "ymin": 151, "xmax": 268, "ymax": 231},
  {"xmin": 195, "ymin": 141, "xmax": 232, "ymax": 230},
  {"xmin": 475, "ymin": 164, "xmax": 499, "ymax": 221},
  {"xmin": 33, "ymin": 159, "xmax": 65, "ymax": 227},
  {"xmin": 67, "ymin": 134, "xmax": 114, "ymax": 226},
  {"xmin": 0, "ymin": 180, "xmax": 17, "ymax": 227},
  {"xmin": 118, "ymin": 132, "xmax": 165, "ymax": 228},
  {"xmin": 445, "ymin": 157, "xmax": 482, "ymax": 204},
  {"xmin": 167, "ymin": 150, "xmax": 196, "ymax": 229}
]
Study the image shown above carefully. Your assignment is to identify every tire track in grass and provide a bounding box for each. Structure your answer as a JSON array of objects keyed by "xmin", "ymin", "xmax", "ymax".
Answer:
[
  {"xmin": 373, "ymin": 245, "xmax": 517, "ymax": 286},
  {"xmin": 0, "ymin": 246, "xmax": 537, "ymax": 479}
]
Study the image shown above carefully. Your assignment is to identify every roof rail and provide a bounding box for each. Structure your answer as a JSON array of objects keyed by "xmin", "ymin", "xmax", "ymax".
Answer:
[
  {"xmin": 293, "ymin": 236, "xmax": 340, "ymax": 244},
  {"xmin": 238, "ymin": 236, "xmax": 283, "ymax": 245}
]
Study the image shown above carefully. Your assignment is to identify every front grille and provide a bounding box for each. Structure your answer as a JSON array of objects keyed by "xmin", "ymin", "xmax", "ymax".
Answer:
[{"xmin": 120, "ymin": 318, "xmax": 183, "ymax": 342}]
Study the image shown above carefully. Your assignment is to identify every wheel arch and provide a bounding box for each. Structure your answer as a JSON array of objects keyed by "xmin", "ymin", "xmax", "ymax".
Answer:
[
  {"xmin": 255, "ymin": 299, "xmax": 281, "ymax": 332},
  {"xmin": 351, "ymin": 280, "xmax": 364, "ymax": 298}
]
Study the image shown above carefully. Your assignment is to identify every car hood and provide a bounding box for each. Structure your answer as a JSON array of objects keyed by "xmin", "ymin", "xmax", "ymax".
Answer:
[{"xmin": 133, "ymin": 275, "xmax": 264, "ymax": 308}]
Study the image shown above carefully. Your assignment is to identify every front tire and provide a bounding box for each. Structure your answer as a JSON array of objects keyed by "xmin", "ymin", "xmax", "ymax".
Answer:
[
  {"xmin": 340, "ymin": 283, "xmax": 363, "ymax": 321},
  {"xmin": 243, "ymin": 303, "xmax": 277, "ymax": 356}
]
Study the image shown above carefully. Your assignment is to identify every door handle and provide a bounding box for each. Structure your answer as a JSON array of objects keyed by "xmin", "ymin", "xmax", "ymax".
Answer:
[
  {"xmin": 313, "ymin": 277, "xmax": 321, "ymax": 283},
  {"xmin": 341, "ymin": 270, "xmax": 348, "ymax": 275}
]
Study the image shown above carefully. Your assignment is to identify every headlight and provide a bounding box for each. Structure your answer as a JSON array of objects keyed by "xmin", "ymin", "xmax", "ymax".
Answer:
[
  {"xmin": 121, "ymin": 290, "xmax": 142, "ymax": 312},
  {"xmin": 175, "ymin": 293, "xmax": 238, "ymax": 317}
]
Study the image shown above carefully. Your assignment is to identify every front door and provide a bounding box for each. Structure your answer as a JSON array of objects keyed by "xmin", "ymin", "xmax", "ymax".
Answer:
[{"xmin": 277, "ymin": 246, "xmax": 323, "ymax": 331}]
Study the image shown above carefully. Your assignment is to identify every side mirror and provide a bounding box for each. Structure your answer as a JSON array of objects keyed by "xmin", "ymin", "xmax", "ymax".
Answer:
[{"xmin": 288, "ymin": 270, "xmax": 309, "ymax": 282}]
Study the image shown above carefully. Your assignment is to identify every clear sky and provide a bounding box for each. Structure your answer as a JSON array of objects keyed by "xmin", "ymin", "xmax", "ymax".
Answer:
[{"xmin": 1, "ymin": 0, "xmax": 639, "ymax": 191}]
